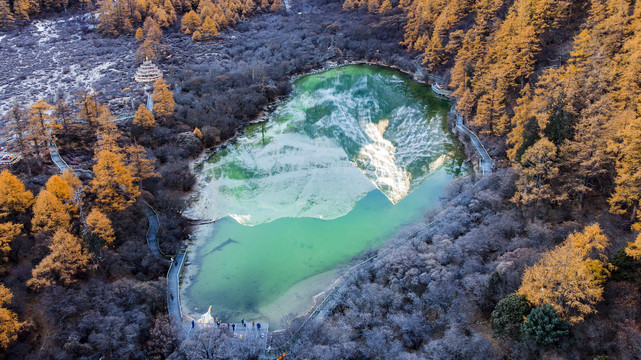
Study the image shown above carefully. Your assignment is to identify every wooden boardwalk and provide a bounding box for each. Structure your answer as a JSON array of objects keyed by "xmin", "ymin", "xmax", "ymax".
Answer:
[
  {"xmin": 139, "ymin": 202, "xmax": 185, "ymax": 325},
  {"xmin": 167, "ymin": 252, "xmax": 185, "ymax": 325},
  {"xmin": 427, "ymin": 83, "xmax": 494, "ymax": 175},
  {"xmin": 48, "ymin": 135, "xmax": 269, "ymax": 348},
  {"xmin": 431, "ymin": 83, "xmax": 453, "ymax": 98},
  {"xmin": 141, "ymin": 202, "xmax": 171, "ymax": 261},
  {"xmin": 454, "ymin": 114, "xmax": 494, "ymax": 175},
  {"xmin": 49, "ymin": 143, "xmax": 88, "ymax": 230},
  {"xmin": 189, "ymin": 322, "xmax": 269, "ymax": 340},
  {"xmin": 143, "ymin": 201, "xmax": 271, "ymax": 349},
  {"xmin": 49, "ymin": 143, "xmax": 70, "ymax": 172}
]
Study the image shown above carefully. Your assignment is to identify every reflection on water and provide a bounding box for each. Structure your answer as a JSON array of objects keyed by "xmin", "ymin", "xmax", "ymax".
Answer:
[
  {"xmin": 182, "ymin": 65, "xmax": 467, "ymax": 326},
  {"xmin": 186, "ymin": 66, "xmax": 460, "ymax": 226}
]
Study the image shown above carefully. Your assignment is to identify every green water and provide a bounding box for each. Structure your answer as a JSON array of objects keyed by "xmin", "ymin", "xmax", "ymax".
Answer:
[{"xmin": 183, "ymin": 65, "xmax": 467, "ymax": 325}]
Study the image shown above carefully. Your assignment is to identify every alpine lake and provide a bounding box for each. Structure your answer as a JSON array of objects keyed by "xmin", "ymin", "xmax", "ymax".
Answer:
[{"xmin": 181, "ymin": 65, "xmax": 468, "ymax": 327}]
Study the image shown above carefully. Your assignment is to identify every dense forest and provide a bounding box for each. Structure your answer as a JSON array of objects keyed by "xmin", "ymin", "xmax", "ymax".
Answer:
[{"xmin": 1, "ymin": 0, "xmax": 641, "ymax": 358}]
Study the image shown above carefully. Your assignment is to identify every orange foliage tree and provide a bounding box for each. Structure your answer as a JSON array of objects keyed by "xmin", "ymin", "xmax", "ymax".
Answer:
[
  {"xmin": 0, "ymin": 0, "xmax": 14, "ymax": 29},
  {"xmin": 0, "ymin": 170, "xmax": 34, "ymax": 218},
  {"xmin": 133, "ymin": 104, "xmax": 156, "ymax": 129},
  {"xmin": 27, "ymin": 99, "xmax": 55, "ymax": 163},
  {"xmin": 0, "ymin": 285, "xmax": 23, "ymax": 350},
  {"xmin": 45, "ymin": 173, "xmax": 78, "ymax": 215},
  {"xmin": 0, "ymin": 222, "xmax": 22, "ymax": 265},
  {"xmin": 152, "ymin": 78, "xmax": 175, "ymax": 123},
  {"xmin": 518, "ymin": 224, "xmax": 610, "ymax": 324},
  {"xmin": 91, "ymin": 150, "xmax": 140, "ymax": 212},
  {"xmin": 86, "ymin": 208, "xmax": 116, "ymax": 246},
  {"xmin": 31, "ymin": 189, "xmax": 71, "ymax": 234},
  {"xmin": 27, "ymin": 229, "xmax": 92, "ymax": 291},
  {"xmin": 180, "ymin": 9, "xmax": 201, "ymax": 34},
  {"xmin": 124, "ymin": 144, "xmax": 160, "ymax": 184}
]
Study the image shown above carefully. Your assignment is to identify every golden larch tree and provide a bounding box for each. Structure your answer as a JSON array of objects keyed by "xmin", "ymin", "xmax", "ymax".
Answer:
[
  {"xmin": 135, "ymin": 27, "xmax": 144, "ymax": 41},
  {"xmin": 6, "ymin": 104, "xmax": 28, "ymax": 155},
  {"xmin": 193, "ymin": 127, "xmax": 203, "ymax": 139},
  {"xmin": 0, "ymin": 170, "xmax": 34, "ymax": 218},
  {"xmin": 379, "ymin": 0, "xmax": 392, "ymax": 13},
  {"xmin": 366, "ymin": 0, "xmax": 379, "ymax": 13},
  {"xmin": 609, "ymin": 114, "xmax": 641, "ymax": 229},
  {"xmin": 163, "ymin": 0, "xmax": 177, "ymax": 25},
  {"xmin": 181, "ymin": 10, "xmax": 201, "ymax": 34},
  {"xmin": 61, "ymin": 170, "xmax": 82, "ymax": 191},
  {"xmin": 86, "ymin": 208, "xmax": 116, "ymax": 246},
  {"xmin": 625, "ymin": 233, "xmax": 641, "ymax": 260},
  {"xmin": 0, "ymin": 285, "xmax": 23, "ymax": 350},
  {"xmin": 133, "ymin": 104, "xmax": 156, "ymax": 129},
  {"xmin": 200, "ymin": 15, "xmax": 219, "ymax": 39},
  {"xmin": 96, "ymin": 0, "xmax": 133, "ymax": 35},
  {"xmin": 31, "ymin": 189, "xmax": 71, "ymax": 234},
  {"xmin": 13, "ymin": 0, "xmax": 29, "ymax": 21},
  {"xmin": 75, "ymin": 91, "xmax": 105, "ymax": 132},
  {"xmin": 124, "ymin": 144, "xmax": 160, "ymax": 184},
  {"xmin": 27, "ymin": 228, "xmax": 92, "ymax": 291},
  {"xmin": 27, "ymin": 99, "xmax": 55, "ymax": 163},
  {"xmin": 152, "ymin": 78, "xmax": 175, "ymax": 122},
  {"xmin": 152, "ymin": 5, "xmax": 171, "ymax": 28},
  {"xmin": 197, "ymin": 0, "xmax": 216, "ymax": 20},
  {"xmin": 45, "ymin": 174, "xmax": 74, "ymax": 202},
  {"xmin": 91, "ymin": 150, "xmax": 140, "ymax": 212},
  {"xmin": 518, "ymin": 224, "xmax": 609, "ymax": 324},
  {"xmin": 45, "ymin": 173, "xmax": 79, "ymax": 216},
  {"xmin": 512, "ymin": 138, "xmax": 562, "ymax": 205},
  {"xmin": 95, "ymin": 116, "xmax": 122, "ymax": 156},
  {"xmin": 0, "ymin": 0, "xmax": 14, "ymax": 29},
  {"xmin": 144, "ymin": 16, "xmax": 163, "ymax": 43},
  {"xmin": 0, "ymin": 222, "xmax": 22, "ymax": 265},
  {"xmin": 342, "ymin": 0, "xmax": 356, "ymax": 11},
  {"xmin": 270, "ymin": 0, "xmax": 284, "ymax": 12},
  {"xmin": 53, "ymin": 99, "xmax": 73, "ymax": 134},
  {"xmin": 558, "ymin": 102, "xmax": 613, "ymax": 208},
  {"xmin": 136, "ymin": 16, "xmax": 163, "ymax": 61}
]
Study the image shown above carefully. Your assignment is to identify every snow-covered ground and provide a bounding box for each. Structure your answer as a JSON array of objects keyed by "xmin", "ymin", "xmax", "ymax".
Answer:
[{"xmin": 0, "ymin": 14, "xmax": 138, "ymax": 119}]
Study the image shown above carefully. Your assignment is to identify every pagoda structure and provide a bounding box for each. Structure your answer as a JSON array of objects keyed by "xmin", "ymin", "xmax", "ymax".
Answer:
[{"xmin": 135, "ymin": 58, "xmax": 162, "ymax": 83}]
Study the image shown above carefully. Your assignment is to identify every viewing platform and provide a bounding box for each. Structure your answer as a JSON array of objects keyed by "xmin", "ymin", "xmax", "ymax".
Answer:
[
  {"xmin": 431, "ymin": 83, "xmax": 453, "ymax": 98},
  {"xmin": 190, "ymin": 320, "xmax": 269, "ymax": 339}
]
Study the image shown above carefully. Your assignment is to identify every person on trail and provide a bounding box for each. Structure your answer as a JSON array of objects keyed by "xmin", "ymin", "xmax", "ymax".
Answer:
[
  {"xmin": 232, "ymin": 324, "xmax": 235, "ymax": 331},
  {"xmin": 252, "ymin": 321, "xmax": 255, "ymax": 327},
  {"xmin": 191, "ymin": 320, "xmax": 195, "ymax": 328},
  {"xmin": 174, "ymin": 260, "xmax": 178, "ymax": 266},
  {"xmin": 242, "ymin": 318, "xmax": 246, "ymax": 327},
  {"xmin": 257, "ymin": 323, "xmax": 261, "ymax": 331}
]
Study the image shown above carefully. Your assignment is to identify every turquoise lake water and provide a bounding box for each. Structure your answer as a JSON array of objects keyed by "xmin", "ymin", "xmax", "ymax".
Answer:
[{"xmin": 182, "ymin": 65, "xmax": 467, "ymax": 326}]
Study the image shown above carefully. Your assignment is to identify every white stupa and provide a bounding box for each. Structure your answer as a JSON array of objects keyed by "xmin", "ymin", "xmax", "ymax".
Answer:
[
  {"xmin": 197, "ymin": 305, "xmax": 214, "ymax": 324},
  {"xmin": 134, "ymin": 58, "xmax": 162, "ymax": 83}
]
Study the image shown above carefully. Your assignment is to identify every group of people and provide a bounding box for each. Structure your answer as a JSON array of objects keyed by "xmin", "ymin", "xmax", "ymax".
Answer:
[{"xmin": 190, "ymin": 318, "xmax": 262, "ymax": 333}]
